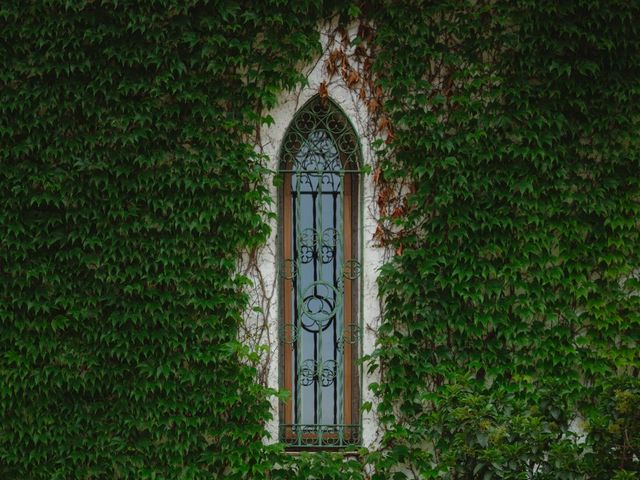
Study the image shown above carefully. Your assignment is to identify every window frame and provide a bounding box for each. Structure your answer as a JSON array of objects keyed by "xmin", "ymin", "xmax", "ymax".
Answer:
[{"xmin": 277, "ymin": 96, "xmax": 363, "ymax": 449}]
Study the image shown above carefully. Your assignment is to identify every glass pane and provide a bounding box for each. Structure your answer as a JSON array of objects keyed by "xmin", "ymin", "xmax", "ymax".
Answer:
[{"xmin": 290, "ymin": 130, "xmax": 343, "ymax": 427}]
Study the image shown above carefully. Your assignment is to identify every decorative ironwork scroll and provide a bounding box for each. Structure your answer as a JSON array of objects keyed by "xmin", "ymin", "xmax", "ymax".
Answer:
[{"xmin": 279, "ymin": 96, "xmax": 362, "ymax": 448}]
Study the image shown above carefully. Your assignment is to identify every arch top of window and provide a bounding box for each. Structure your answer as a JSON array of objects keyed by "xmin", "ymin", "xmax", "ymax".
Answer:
[{"xmin": 277, "ymin": 95, "xmax": 363, "ymax": 174}]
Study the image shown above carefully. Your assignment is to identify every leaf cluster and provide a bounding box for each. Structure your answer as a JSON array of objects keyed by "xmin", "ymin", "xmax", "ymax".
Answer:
[
  {"xmin": 1, "ymin": 0, "xmax": 639, "ymax": 478},
  {"xmin": 0, "ymin": 1, "xmax": 342, "ymax": 477},
  {"xmin": 369, "ymin": 0, "xmax": 640, "ymax": 478}
]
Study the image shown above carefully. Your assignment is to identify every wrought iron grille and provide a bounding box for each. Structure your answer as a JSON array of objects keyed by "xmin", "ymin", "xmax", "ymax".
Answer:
[{"xmin": 279, "ymin": 96, "xmax": 362, "ymax": 448}]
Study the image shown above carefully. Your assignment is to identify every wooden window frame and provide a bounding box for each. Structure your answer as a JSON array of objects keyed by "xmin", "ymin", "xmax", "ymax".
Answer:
[{"xmin": 278, "ymin": 98, "xmax": 361, "ymax": 449}]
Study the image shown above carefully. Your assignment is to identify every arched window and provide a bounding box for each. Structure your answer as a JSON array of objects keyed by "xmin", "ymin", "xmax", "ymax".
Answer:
[{"xmin": 279, "ymin": 96, "xmax": 362, "ymax": 448}]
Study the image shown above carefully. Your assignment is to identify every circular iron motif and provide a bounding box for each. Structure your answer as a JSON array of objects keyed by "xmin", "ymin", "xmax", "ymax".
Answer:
[
  {"xmin": 343, "ymin": 259, "xmax": 361, "ymax": 279},
  {"xmin": 300, "ymin": 281, "xmax": 339, "ymax": 332}
]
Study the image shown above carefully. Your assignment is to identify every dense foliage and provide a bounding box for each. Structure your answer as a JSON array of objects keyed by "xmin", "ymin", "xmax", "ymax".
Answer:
[
  {"xmin": 371, "ymin": 1, "xmax": 640, "ymax": 478},
  {"xmin": 0, "ymin": 1, "xmax": 337, "ymax": 477},
  {"xmin": 1, "ymin": 1, "xmax": 638, "ymax": 479}
]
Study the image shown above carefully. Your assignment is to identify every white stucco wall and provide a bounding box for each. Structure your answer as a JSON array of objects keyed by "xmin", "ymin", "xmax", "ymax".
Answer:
[{"xmin": 244, "ymin": 24, "xmax": 384, "ymax": 449}]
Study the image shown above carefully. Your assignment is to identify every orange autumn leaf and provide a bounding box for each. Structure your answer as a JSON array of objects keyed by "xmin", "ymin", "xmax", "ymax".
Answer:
[{"xmin": 318, "ymin": 81, "xmax": 328, "ymax": 98}]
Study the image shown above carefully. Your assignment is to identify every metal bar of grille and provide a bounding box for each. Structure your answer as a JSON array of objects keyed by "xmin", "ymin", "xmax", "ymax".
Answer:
[
  {"xmin": 316, "ymin": 160, "xmax": 324, "ymax": 445},
  {"xmin": 294, "ymin": 169, "xmax": 302, "ymax": 431}
]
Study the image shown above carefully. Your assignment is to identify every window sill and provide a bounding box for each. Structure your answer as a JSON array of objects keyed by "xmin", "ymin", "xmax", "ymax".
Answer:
[{"xmin": 283, "ymin": 447, "xmax": 362, "ymax": 456}]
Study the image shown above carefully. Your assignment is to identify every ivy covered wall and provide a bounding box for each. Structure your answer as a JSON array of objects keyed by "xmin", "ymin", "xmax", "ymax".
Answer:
[
  {"xmin": 370, "ymin": 1, "xmax": 640, "ymax": 478},
  {"xmin": 0, "ymin": 1, "xmax": 638, "ymax": 479},
  {"xmin": 0, "ymin": 1, "xmax": 337, "ymax": 477}
]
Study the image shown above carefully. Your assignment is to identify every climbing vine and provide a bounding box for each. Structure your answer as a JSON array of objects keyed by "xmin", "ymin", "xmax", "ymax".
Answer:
[
  {"xmin": 369, "ymin": 1, "xmax": 640, "ymax": 478},
  {"xmin": 1, "ymin": 1, "xmax": 638, "ymax": 479},
  {"xmin": 0, "ymin": 1, "xmax": 342, "ymax": 477}
]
